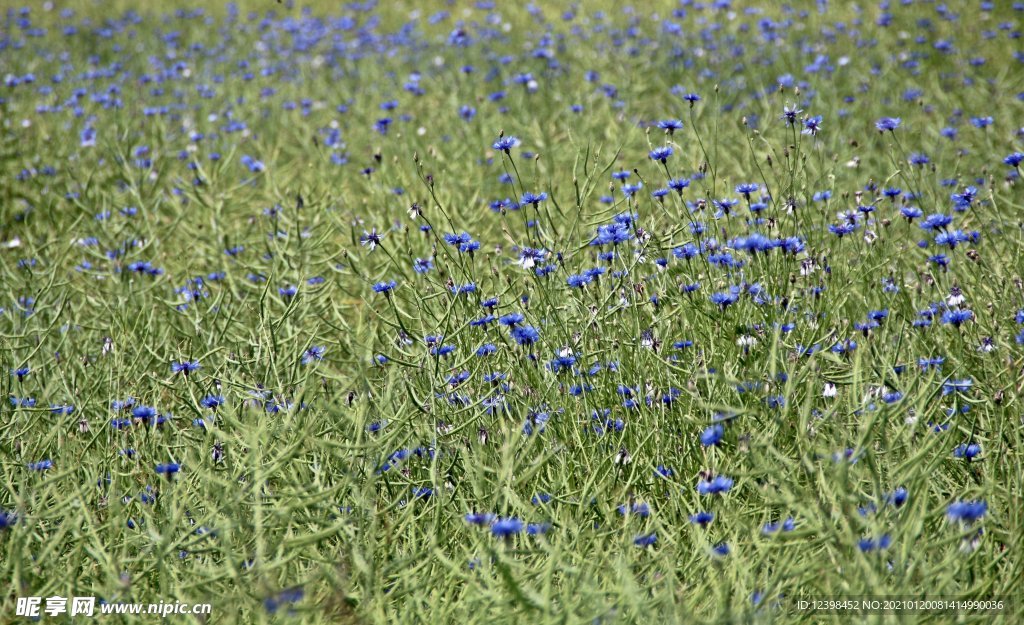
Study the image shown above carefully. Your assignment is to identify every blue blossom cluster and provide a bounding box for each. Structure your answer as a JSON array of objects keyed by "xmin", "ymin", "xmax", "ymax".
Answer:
[{"xmin": 0, "ymin": 0, "xmax": 1017, "ymax": 617}]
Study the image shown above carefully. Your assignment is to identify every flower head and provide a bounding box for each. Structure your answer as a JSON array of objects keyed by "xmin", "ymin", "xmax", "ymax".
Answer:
[
  {"xmin": 802, "ymin": 115, "xmax": 823, "ymax": 135},
  {"xmin": 697, "ymin": 475, "xmax": 734, "ymax": 495},
  {"xmin": 947, "ymin": 500, "xmax": 987, "ymax": 524},
  {"xmin": 490, "ymin": 517, "xmax": 524, "ymax": 537},
  {"xmin": 649, "ymin": 146, "xmax": 673, "ymax": 163},
  {"xmin": 875, "ymin": 117, "xmax": 901, "ymax": 132},
  {"xmin": 372, "ymin": 280, "xmax": 398, "ymax": 295},
  {"xmin": 493, "ymin": 136, "xmax": 520, "ymax": 153}
]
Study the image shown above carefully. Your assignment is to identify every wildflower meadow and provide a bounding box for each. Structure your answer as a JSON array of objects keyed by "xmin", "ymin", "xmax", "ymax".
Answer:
[{"xmin": 2, "ymin": 1, "xmax": 1023, "ymax": 623}]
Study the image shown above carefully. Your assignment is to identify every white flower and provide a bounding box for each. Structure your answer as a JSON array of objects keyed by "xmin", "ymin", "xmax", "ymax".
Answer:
[{"xmin": 823, "ymin": 382, "xmax": 837, "ymax": 398}]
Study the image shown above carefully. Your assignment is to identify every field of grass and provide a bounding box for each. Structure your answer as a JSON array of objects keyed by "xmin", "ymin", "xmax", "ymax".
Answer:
[{"xmin": 2, "ymin": 1, "xmax": 1024, "ymax": 623}]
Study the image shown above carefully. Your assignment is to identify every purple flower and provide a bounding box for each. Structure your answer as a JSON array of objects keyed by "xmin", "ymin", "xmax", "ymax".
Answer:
[
  {"xmin": 875, "ymin": 117, "xmax": 901, "ymax": 132},
  {"xmin": 492, "ymin": 136, "xmax": 520, "ymax": 153},
  {"xmin": 649, "ymin": 146, "xmax": 674, "ymax": 163},
  {"xmin": 947, "ymin": 500, "xmax": 987, "ymax": 524},
  {"xmin": 490, "ymin": 517, "xmax": 524, "ymax": 537},
  {"xmin": 697, "ymin": 475, "xmax": 734, "ymax": 495}
]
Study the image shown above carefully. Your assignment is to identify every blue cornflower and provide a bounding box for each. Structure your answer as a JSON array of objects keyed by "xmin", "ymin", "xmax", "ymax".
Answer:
[
  {"xmin": 858, "ymin": 534, "xmax": 892, "ymax": 552},
  {"xmin": 490, "ymin": 517, "xmax": 524, "ymax": 537},
  {"xmin": 713, "ymin": 198, "xmax": 740, "ymax": 215},
  {"xmin": 413, "ymin": 257, "xmax": 433, "ymax": 274},
  {"xmin": 633, "ymin": 533, "xmax": 657, "ymax": 547},
  {"xmin": 657, "ymin": 119, "xmax": 683, "ymax": 134},
  {"xmin": 875, "ymin": 117, "xmax": 901, "ymax": 132},
  {"xmin": 155, "ymin": 463, "xmax": 181, "ymax": 476},
  {"xmin": 709, "ymin": 291, "xmax": 739, "ymax": 310},
  {"xmin": 621, "ymin": 182, "xmax": 643, "ymax": 197},
  {"xmin": 498, "ymin": 312, "xmax": 524, "ymax": 327},
  {"xmin": 200, "ymin": 395, "xmax": 224, "ymax": 409},
  {"xmin": 430, "ymin": 344, "xmax": 456, "ymax": 357},
  {"xmin": 510, "ymin": 325, "xmax": 540, "ymax": 345},
  {"xmin": 492, "ymin": 136, "xmax": 520, "ymax": 153},
  {"xmin": 0, "ymin": 510, "xmax": 16, "ymax": 529},
  {"xmin": 279, "ymin": 285, "xmax": 298, "ymax": 299},
  {"xmin": 649, "ymin": 146, "xmax": 673, "ymax": 163},
  {"xmin": 443, "ymin": 232, "xmax": 472, "ymax": 246},
  {"xmin": 81, "ymin": 126, "xmax": 96, "ymax": 147},
  {"xmin": 954, "ymin": 443, "xmax": 982, "ymax": 459},
  {"xmin": 240, "ymin": 155, "xmax": 265, "ymax": 172},
  {"xmin": 901, "ymin": 206, "xmax": 923, "ymax": 221},
  {"xmin": 885, "ymin": 487, "xmax": 909, "ymax": 508},
  {"xmin": 617, "ymin": 502, "xmax": 651, "ymax": 517},
  {"xmin": 942, "ymin": 378, "xmax": 973, "ymax": 395},
  {"xmin": 780, "ymin": 104, "xmax": 803, "ymax": 125},
  {"xmin": 110, "ymin": 400, "xmax": 135, "ymax": 413},
  {"xmin": 591, "ymin": 223, "xmax": 633, "ymax": 246},
  {"xmin": 941, "ymin": 309, "xmax": 973, "ymax": 327},
  {"xmin": 470, "ymin": 314, "xmax": 495, "ymax": 328},
  {"xmin": 465, "ymin": 512, "xmax": 496, "ymax": 525},
  {"xmin": 171, "ymin": 360, "xmax": 201, "ymax": 376},
  {"xmin": 27, "ymin": 459, "xmax": 53, "ymax": 471},
  {"xmin": 935, "ymin": 230, "xmax": 969, "ymax": 248},
  {"xmin": 531, "ymin": 493, "xmax": 552, "ymax": 506},
  {"xmin": 302, "ymin": 345, "xmax": 326, "ymax": 365},
  {"xmin": 920, "ymin": 213, "xmax": 953, "ymax": 230},
  {"xmin": 802, "ymin": 115, "xmax": 823, "ymax": 135},
  {"xmin": 762, "ymin": 517, "xmax": 797, "ymax": 535},
  {"xmin": 132, "ymin": 405, "xmax": 158, "ymax": 420},
  {"xmin": 1005, "ymin": 152, "xmax": 1024, "ymax": 168},
  {"xmin": 12, "ymin": 366, "xmax": 29, "ymax": 382},
  {"xmin": 947, "ymin": 500, "xmax": 987, "ymax": 524},
  {"xmin": 697, "ymin": 475, "xmax": 734, "ymax": 495},
  {"xmin": 359, "ymin": 228, "xmax": 384, "ymax": 250},
  {"xmin": 566, "ymin": 274, "xmax": 592, "ymax": 288},
  {"xmin": 667, "ymin": 180, "xmax": 690, "ymax": 196},
  {"xmin": 520, "ymin": 191, "xmax": 548, "ymax": 206},
  {"xmin": 690, "ymin": 511, "xmax": 714, "ymax": 527},
  {"xmin": 735, "ymin": 183, "xmax": 759, "ymax": 199},
  {"xmin": 263, "ymin": 588, "xmax": 304, "ymax": 615},
  {"xmin": 828, "ymin": 223, "xmax": 857, "ymax": 237},
  {"xmin": 372, "ymin": 280, "xmax": 397, "ymax": 295},
  {"xmin": 700, "ymin": 424, "xmax": 724, "ymax": 446},
  {"xmin": 549, "ymin": 351, "xmax": 576, "ymax": 373},
  {"xmin": 527, "ymin": 523, "xmax": 550, "ymax": 535}
]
